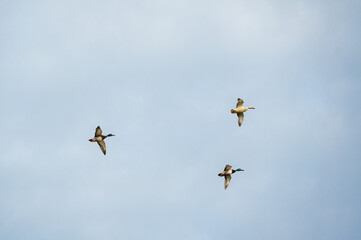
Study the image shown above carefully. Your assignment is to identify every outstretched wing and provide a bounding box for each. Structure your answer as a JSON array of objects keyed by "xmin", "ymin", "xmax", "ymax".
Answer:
[
  {"xmin": 224, "ymin": 175, "xmax": 232, "ymax": 189},
  {"xmin": 224, "ymin": 165, "xmax": 232, "ymax": 171},
  {"xmin": 95, "ymin": 126, "xmax": 102, "ymax": 137},
  {"xmin": 97, "ymin": 140, "xmax": 106, "ymax": 155},
  {"xmin": 237, "ymin": 113, "xmax": 244, "ymax": 127},
  {"xmin": 236, "ymin": 98, "xmax": 244, "ymax": 108}
]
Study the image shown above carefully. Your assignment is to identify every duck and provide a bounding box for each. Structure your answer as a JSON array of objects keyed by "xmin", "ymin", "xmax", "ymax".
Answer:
[
  {"xmin": 231, "ymin": 98, "xmax": 255, "ymax": 127},
  {"xmin": 89, "ymin": 126, "xmax": 115, "ymax": 155},
  {"xmin": 218, "ymin": 165, "xmax": 244, "ymax": 189}
]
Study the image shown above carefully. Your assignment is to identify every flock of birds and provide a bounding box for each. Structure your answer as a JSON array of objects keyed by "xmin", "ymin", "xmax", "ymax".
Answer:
[{"xmin": 88, "ymin": 98, "xmax": 255, "ymax": 190}]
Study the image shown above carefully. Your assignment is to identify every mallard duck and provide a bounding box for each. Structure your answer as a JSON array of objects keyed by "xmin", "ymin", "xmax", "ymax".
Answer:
[
  {"xmin": 230, "ymin": 98, "xmax": 255, "ymax": 127},
  {"xmin": 218, "ymin": 165, "xmax": 244, "ymax": 189},
  {"xmin": 88, "ymin": 126, "xmax": 115, "ymax": 155}
]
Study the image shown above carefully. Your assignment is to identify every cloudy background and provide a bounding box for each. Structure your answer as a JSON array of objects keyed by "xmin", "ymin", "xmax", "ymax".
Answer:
[{"xmin": 1, "ymin": 0, "xmax": 360, "ymax": 239}]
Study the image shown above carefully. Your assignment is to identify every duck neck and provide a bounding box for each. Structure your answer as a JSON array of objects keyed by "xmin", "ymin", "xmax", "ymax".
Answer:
[{"xmin": 103, "ymin": 134, "xmax": 115, "ymax": 139}]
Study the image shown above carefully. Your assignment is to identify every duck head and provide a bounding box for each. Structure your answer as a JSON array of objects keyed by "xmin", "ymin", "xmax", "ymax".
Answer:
[
  {"xmin": 230, "ymin": 109, "xmax": 236, "ymax": 114},
  {"xmin": 236, "ymin": 168, "xmax": 244, "ymax": 171},
  {"xmin": 248, "ymin": 106, "xmax": 255, "ymax": 109}
]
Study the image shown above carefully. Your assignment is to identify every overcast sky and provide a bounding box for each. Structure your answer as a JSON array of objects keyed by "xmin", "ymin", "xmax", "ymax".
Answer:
[{"xmin": 1, "ymin": 0, "xmax": 361, "ymax": 239}]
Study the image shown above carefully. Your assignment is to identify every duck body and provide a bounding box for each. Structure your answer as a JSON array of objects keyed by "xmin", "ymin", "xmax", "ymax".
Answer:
[
  {"xmin": 218, "ymin": 165, "xmax": 244, "ymax": 189},
  {"xmin": 89, "ymin": 135, "xmax": 110, "ymax": 142},
  {"xmin": 218, "ymin": 168, "xmax": 234, "ymax": 176},
  {"xmin": 231, "ymin": 106, "xmax": 250, "ymax": 114},
  {"xmin": 89, "ymin": 126, "xmax": 115, "ymax": 155}
]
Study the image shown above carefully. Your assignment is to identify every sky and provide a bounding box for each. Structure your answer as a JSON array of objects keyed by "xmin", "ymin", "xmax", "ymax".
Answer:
[{"xmin": 0, "ymin": 0, "xmax": 361, "ymax": 239}]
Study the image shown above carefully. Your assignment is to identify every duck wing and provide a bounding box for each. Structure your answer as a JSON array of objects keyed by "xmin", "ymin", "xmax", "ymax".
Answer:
[
  {"xmin": 95, "ymin": 126, "xmax": 102, "ymax": 137},
  {"xmin": 237, "ymin": 113, "xmax": 244, "ymax": 127},
  {"xmin": 97, "ymin": 140, "xmax": 106, "ymax": 155},
  {"xmin": 224, "ymin": 165, "xmax": 232, "ymax": 171},
  {"xmin": 224, "ymin": 175, "xmax": 232, "ymax": 189},
  {"xmin": 236, "ymin": 99, "xmax": 244, "ymax": 108}
]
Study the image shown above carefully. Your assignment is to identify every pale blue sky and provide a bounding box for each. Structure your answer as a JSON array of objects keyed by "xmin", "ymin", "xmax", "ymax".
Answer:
[{"xmin": 0, "ymin": 0, "xmax": 361, "ymax": 239}]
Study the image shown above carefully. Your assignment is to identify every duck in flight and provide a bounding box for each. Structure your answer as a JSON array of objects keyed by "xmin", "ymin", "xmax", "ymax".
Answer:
[
  {"xmin": 230, "ymin": 98, "xmax": 255, "ymax": 127},
  {"xmin": 218, "ymin": 165, "xmax": 244, "ymax": 189},
  {"xmin": 89, "ymin": 126, "xmax": 115, "ymax": 155}
]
